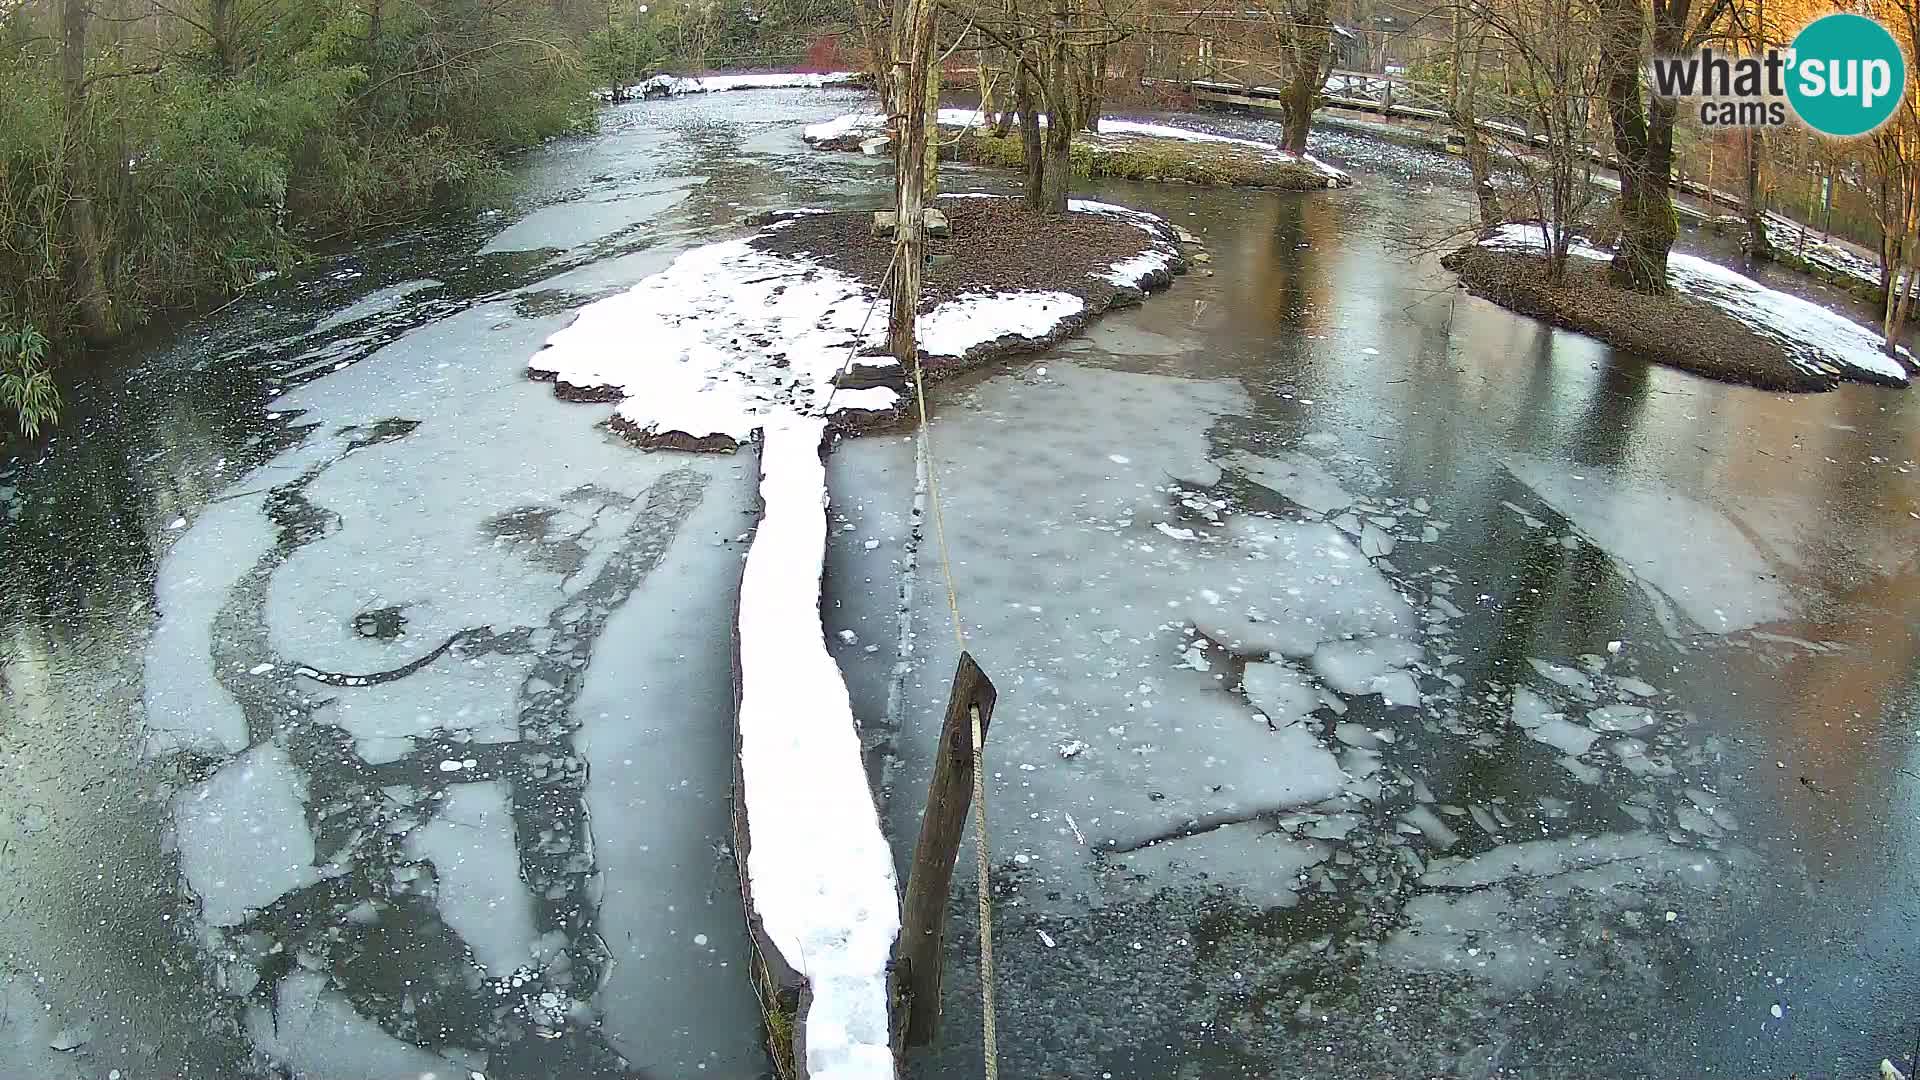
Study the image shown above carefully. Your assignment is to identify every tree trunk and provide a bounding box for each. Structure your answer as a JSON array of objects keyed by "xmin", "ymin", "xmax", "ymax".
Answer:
[
  {"xmin": 1281, "ymin": 0, "xmax": 1330, "ymax": 156},
  {"xmin": 60, "ymin": 0, "xmax": 115, "ymax": 344},
  {"xmin": 208, "ymin": 0, "xmax": 236, "ymax": 74},
  {"xmin": 1744, "ymin": 128, "xmax": 1772, "ymax": 257},
  {"xmin": 1016, "ymin": 57, "xmax": 1044, "ymax": 209},
  {"xmin": 887, "ymin": 0, "xmax": 939, "ymax": 363},
  {"xmin": 1889, "ymin": 185, "xmax": 1917, "ymax": 355},
  {"xmin": 1597, "ymin": 0, "xmax": 1673, "ymax": 294},
  {"xmin": 922, "ymin": 53, "xmax": 940, "ymax": 201},
  {"xmin": 1452, "ymin": 24, "xmax": 1497, "ymax": 228}
]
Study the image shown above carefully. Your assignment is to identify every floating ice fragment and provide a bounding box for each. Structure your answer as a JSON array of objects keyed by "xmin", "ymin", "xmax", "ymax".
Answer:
[
  {"xmin": 1109, "ymin": 454, "xmax": 1131, "ymax": 464},
  {"xmin": 1037, "ymin": 929, "xmax": 1056, "ymax": 948},
  {"xmin": 168, "ymin": 517, "xmax": 187, "ymax": 530},
  {"xmin": 694, "ymin": 933, "xmax": 709, "ymax": 946},
  {"xmin": 1770, "ymin": 1003, "xmax": 1783, "ymax": 1019},
  {"xmin": 1058, "ymin": 739, "xmax": 1089, "ymax": 759},
  {"xmin": 838, "ymin": 629, "xmax": 859, "ymax": 645},
  {"xmin": 439, "ymin": 760, "xmax": 463, "ymax": 773},
  {"xmin": 249, "ymin": 663, "xmax": 275, "ymax": 676},
  {"xmin": 863, "ymin": 539, "xmax": 880, "ymax": 551},
  {"xmin": 1154, "ymin": 522, "xmax": 1197, "ymax": 541}
]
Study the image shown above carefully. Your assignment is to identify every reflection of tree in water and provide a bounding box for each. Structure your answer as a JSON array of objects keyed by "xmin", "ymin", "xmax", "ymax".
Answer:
[
  {"xmin": 1415, "ymin": 352, "xmax": 1655, "ymax": 820},
  {"xmin": 187, "ymin": 420, "xmax": 702, "ymax": 1078}
]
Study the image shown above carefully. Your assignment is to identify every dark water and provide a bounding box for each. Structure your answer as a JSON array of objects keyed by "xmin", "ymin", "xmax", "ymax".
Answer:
[{"xmin": 2, "ymin": 89, "xmax": 1916, "ymax": 1080}]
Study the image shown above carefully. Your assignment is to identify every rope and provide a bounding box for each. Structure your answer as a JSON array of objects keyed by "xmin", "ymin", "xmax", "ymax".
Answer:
[
  {"xmin": 907, "ymin": 341, "xmax": 997, "ymax": 1079},
  {"xmin": 970, "ymin": 703, "xmax": 996, "ymax": 1080},
  {"xmin": 820, "ymin": 248, "xmax": 902, "ymax": 418}
]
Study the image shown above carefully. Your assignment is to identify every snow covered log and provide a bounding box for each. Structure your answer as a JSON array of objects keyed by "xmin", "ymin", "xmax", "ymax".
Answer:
[{"xmin": 732, "ymin": 418, "xmax": 900, "ymax": 1080}]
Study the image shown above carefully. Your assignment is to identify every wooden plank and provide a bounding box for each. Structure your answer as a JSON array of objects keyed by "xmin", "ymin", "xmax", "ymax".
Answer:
[{"xmin": 891, "ymin": 651, "xmax": 997, "ymax": 1049}]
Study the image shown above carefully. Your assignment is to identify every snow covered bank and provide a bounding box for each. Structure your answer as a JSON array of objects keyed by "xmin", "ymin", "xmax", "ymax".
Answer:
[
  {"xmin": 1448, "ymin": 223, "xmax": 1912, "ymax": 390},
  {"xmin": 599, "ymin": 70, "xmax": 862, "ymax": 100},
  {"xmin": 735, "ymin": 418, "xmax": 898, "ymax": 1080},
  {"xmin": 530, "ymin": 197, "xmax": 1188, "ymax": 446},
  {"xmin": 802, "ymin": 109, "xmax": 1350, "ymax": 187}
]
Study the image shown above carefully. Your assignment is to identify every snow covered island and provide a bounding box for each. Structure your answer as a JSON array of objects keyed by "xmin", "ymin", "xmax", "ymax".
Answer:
[
  {"xmin": 528, "ymin": 193, "xmax": 1191, "ymax": 450},
  {"xmin": 1444, "ymin": 224, "xmax": 1914, "ymax": 392},
  {"xmin": 804, "ymin": 109, "xmax": 1351, "ymax": 190}
]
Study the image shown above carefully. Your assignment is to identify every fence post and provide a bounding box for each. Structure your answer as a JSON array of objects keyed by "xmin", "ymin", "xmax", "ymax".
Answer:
[{"xmin": 892, "ymin": 652, "xmax": 997, "ymax": 1049}]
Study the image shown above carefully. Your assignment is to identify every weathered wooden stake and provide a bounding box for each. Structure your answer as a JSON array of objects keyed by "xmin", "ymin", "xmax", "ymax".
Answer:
[{"xmin": 893, "ymin": 651, "xmax": 997, "ymax": 1049}]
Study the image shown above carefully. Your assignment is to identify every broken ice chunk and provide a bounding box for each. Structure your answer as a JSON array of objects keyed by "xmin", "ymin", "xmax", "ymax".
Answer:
[
  {"xmin": 1585, "ymin": 705, "xmax": 1655, "ymax": 732},
  {"xmin": 1231, "ymin": 451, "xmax": 1356, "ymax": 516},
  {"xmin": 1242, "ymin": 661, "xmax": 1318, "ymax": 727},
  {"xmin": 1359, "ymin": 523, "xmax": 1395, "ymax": 558},
  {"xmin": 1612, "ymin": 676, "xmax": 1658, "ymax": 697},
  {"xmin": 1526, "ymin": 657, "xmax": 1593, "ymax": 694},
  {"xmin": 1311, "ymin": 637, "xmax": 1422, "ymax": 699},
  {"xmin": 1399, "ymin": 805, "xmax": 1460, "ymax": 850}
]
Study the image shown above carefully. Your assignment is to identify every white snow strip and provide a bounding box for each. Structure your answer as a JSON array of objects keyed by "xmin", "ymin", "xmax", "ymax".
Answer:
[
  {"xmin": 737, "ymin": 418, "xmax": 899, "ymax": 1080},
  {"xmin": 803, "ymin": 110, "xmax": 1349, "ymax": 179},
  {"xmin": 634, "ymin": 71, "xmax": 860, "ymax": 98},
  {"xmin": 1481, "ymin": 223, "xmax": 1911, "ymax": 385}
]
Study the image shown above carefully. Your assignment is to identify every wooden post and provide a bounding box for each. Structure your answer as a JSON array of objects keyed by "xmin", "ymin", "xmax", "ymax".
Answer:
[{"xmin": 892, "ymin": 651, "xmax": 997, "ymax": 1049}]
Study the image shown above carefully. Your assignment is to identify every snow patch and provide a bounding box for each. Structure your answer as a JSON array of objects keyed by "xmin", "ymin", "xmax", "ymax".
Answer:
[
  {"xmin": 737, "ymin": 419, "xmax": 898, "ymax": 1080},
  {"xmin": 532, "ymin": 237, "xmax": 893, "ymax": 446}
]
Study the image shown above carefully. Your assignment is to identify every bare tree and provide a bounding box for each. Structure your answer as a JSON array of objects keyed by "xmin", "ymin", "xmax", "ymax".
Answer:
[
  {"xmin": 1592, "ymin": 0, "xmax": 1731, "ymax": 293},
  {"xmin": 60, "ymin": 0, "xmax": 116, "ymax": 342}
]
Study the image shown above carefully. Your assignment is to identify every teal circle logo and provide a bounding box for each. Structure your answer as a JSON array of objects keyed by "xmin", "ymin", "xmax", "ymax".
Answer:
[{"xmin": 1787, "ymin": 13, "xmax": 1906, "ymax": 137}]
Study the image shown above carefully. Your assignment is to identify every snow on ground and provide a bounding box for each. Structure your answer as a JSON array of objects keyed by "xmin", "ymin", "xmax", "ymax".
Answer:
[
  {"xmin": 1761, "ymin": 213, "xmax": 1910, "ymax": 294},
  {"xmin": 530, "ymin": 200, "xmax": 1182, "ymax": 446},
  {"xmin": 603, "ymin": 71, "xmax": 861, "ymax": 100},
  {"xmin": 736, "ymin": 418, "xmax": 898, "ymax": 1080},
  {"xmin": 801, "ymin": 110, "xmax": 1351, "ymax": 182},
  {"xmin": 531, "ymin": 235, "xmax": 892, "ymax": 446},
  {"xmin": 1482, "ymin": 223, "xmax": 1911, "ymax": 386},
  {"xmin": 1504, "ymin": 452, "xmax": 1792, "ymax": 635}
]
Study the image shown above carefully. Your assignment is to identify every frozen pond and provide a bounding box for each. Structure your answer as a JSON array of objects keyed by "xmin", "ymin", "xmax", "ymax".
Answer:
[{"xmin": 2, "ymin": 88, "xmax": 1918, "ymax": 1080}]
